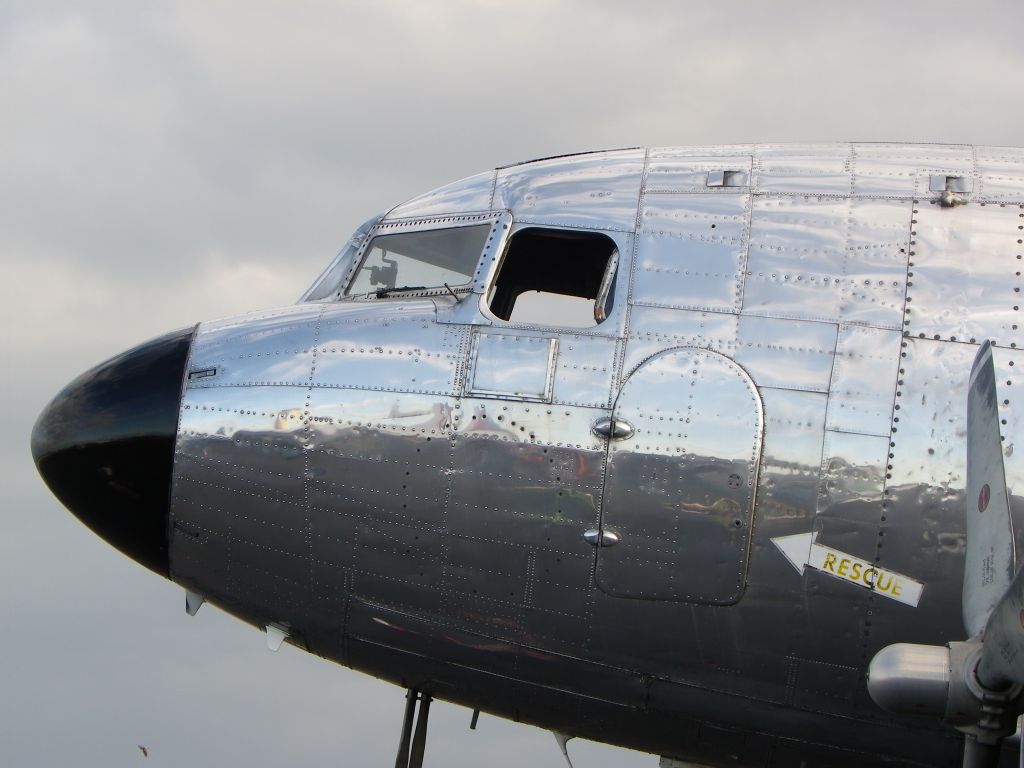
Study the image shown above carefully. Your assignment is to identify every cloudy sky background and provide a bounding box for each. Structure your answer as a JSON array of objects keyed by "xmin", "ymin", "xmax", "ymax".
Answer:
[{"xmin": 5, "ymin": 1, "xmax": 1024, "ymax": 765}]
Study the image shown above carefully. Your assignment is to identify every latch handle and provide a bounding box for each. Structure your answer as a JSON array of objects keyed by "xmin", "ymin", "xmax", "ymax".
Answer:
[
  {"xmin": 583, "ymin": 529, "xmax": 620, "ymax": 548},
  {"xmin": 591, "ymin": 417, "xmax": 634, "ymax": 440}
]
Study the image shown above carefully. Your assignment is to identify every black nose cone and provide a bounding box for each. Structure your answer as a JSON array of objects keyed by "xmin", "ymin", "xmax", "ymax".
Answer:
[{"xmin": 31, "ymin": 327, "xmax": 195, "ymax": 578}]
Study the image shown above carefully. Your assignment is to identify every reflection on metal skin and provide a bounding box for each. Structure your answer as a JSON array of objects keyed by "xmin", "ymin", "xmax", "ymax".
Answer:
[
  {"xmin": 35, "ymin": 143, "xmax": 1024, "ymax": 768},
  {"xmin": 598, "ymin": 347, "xmax": 763, "ymax": 603},
  {"xmin": 867, "ymin": 643, "xmax": 951, "ymax": 716},
  {"xmin": 583, "ymin": 528, "xmax": 620, "ymax": 547}
]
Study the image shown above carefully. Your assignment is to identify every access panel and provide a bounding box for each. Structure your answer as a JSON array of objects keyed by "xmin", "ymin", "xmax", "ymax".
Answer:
[{"xmin": 596, "ymin": 348, "xmax": 763, "ymax": 603}]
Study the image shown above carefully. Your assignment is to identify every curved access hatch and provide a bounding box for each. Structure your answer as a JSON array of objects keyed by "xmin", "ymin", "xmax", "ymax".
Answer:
[{"xmin": 596, "ymin": 348, "xmax": 763, "ymax": 603}]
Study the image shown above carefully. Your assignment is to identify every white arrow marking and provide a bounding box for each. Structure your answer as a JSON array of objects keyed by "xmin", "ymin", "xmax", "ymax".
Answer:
[
  {"xmin": 771, "ymin": 532, "xmax": 923, "ymax": 607},
  {"xmin": 771, "ymin": 532, "xmax": 816, "ymax": 575}
]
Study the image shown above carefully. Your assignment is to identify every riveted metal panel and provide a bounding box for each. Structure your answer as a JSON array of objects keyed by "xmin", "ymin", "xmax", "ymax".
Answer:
[
  {"xmin": 644, "ymin": 150, "xmax": 753, "ymax": 193},
  {"xmin": 851, "ymin": 145, "xmax": 925, "ymax": 198},
  {"xmin": 747, "ymin": 388, "xmax": 827, "ymax": 550},
  {"xmin": 789, "ymin": 657, "xmax": 863, "ymax": 709},
  {"xmin": 876, "ymin": 340, "xmax": 1024, "ymax": 641},
  {"xmin": 304, "ymin": 384, "xmax": 454, "ymax": 625},
  {"xmin": 976, "ymin": 147, "xmax": 1024, "ymax": 201},
  {"xmin": 851, "ymin": 143, "xmax": 975, "ymax": 168},
  {"xmin": 186, "ymin": 305, "xmax": 322, "ymax": 388},
  {"xmin": 886, "ymin": 339, "xmax": 973, "ymax": 509},
  {"xmin": 847, "ymin": 339, "xmax": 1024, "ymax": 665},
  {"xmin": 743, "ymin": 196, "xmax": 910, "ymax": 327},
  {"xmin": 550, "ymin": 334, "xmax": 620, "ymax": 409},
  {"xmin": 812, "ymin": 430, "xmax": 890, "ymax": 593},
  {"xmin": 825, "ymin": 324, "xmax": 902, "ymax": 436},
  {"xmin": 445, "ymin": 397, "xmax": 606, "ymax": 645},
  {"xmin": 387, "ymin": 170, "xmax": 497, "ymax": 219},
  {"xmin": 850, "ymin": 144, "xmax": 973, "ymax": 199},
  {"xmin": 734, "ymin": 315, "xmax": 838, "ymax": 393},
  {"xmin": 172, "ymin": 308, "xmax": 320, "ymax": 619},
  {"xmin": 838, "ymin": 200, "xmax": 913, "ymax": 326},
  {"xmin": 895, "ymin": 145, "xmax": 975, "ymax": 199},
  {"xmin": 304, "ymin": 388, "xmax": 454, "ymax": 528},
  {"xmin": 352, "ymin": 552, "xmax": 446, "ymax": 619},
  {"xmin": 171, "ymin": 300, "xmax": 465, "ymax": 637},
  {"xmin": 312, "ymin": 301, "xmax": 468, "ymax": 395},
  {"xmin": 597, "ymin": 348, "xmax": 763, "ymax": 603},
  {"xmin": 492, "ymin": 149, "xmax": 645, "ymax": 232},
  {"xmin": 904, "ymin": 199, "xmax": 1023, "ymax": 343},
  {"xmin": 760, "ymin": 388, "xmax": 829, "ymax": 477},
  {"xmin": 465, "ymin": 331, "xmax": 557, "ymax": 401},
  {"xmin": 796, "ymin": 427, "xmax": 889, "ymax": 632},
  {"xmin": 355, "ymin": 523, "xmax": 446, "ymax": 594},
  {"xmin": 172, "ymin": 388, "xmax": 313, "ymax": 621},
  {"xmin": 883, "ymin": 339, "xmax": 1024, "ymax": 497},
  {"xmin": 622, "ymin": 306, "xmax": 739, "ymax": 376},
  {"xmin": 744, "ymin": 388, "xmax": 828, "ymax": 625},
  {"xmin": 864, "ymin": 340, "xmax": 1011, "ymax": 655},
  {"xmin": 632, "ymin": 193, "xmax": 750, "ymax": 312},
  {"xmin": 752, "ymin": 144, "xmax": 853, "ymax": 195}
]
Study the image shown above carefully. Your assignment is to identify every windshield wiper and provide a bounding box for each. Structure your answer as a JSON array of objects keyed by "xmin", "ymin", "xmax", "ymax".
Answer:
[{"xmin": 375, "ymin": 286, "xmax": 426, "ymax": 298}]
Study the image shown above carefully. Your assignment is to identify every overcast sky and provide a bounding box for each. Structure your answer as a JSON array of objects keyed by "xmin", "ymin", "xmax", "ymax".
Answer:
[{"xmin": 5, "ymin": 2, "xmax": 1024, "ymax": 766}]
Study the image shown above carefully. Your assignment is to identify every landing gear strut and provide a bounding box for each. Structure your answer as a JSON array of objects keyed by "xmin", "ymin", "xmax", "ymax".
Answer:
[{"xmin": 394, "ymin": 689, "xmax": 432, "ymax": 768}]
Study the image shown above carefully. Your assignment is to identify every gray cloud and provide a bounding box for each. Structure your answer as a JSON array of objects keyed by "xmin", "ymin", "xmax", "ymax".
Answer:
[{"xmin": 5, "ymin": 1, "xmax": 1024, "ymax": 765}]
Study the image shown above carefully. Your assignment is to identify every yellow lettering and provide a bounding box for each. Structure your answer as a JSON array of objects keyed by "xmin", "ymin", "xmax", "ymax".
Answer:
[
  {"xmin": 863, "ymin": 568, "xmax": 878, "ymax": 586},
  {"xmin": 877, "ymin": 573, "xmax": 893, "ymax": 593},
  {"xmin": 891, "ymin": 580, "xmax": 902, "ymax": 597},
  {"xmin": 837, "ymin": 558, "xmax": 851, "ymax": 577},
  {"xmin": 823, "ymin": 553, "xmax": 837, "ymax": 572},
  {"xmin": 851, "ymin": 563, "xmax": 862, "ymax": 581}
]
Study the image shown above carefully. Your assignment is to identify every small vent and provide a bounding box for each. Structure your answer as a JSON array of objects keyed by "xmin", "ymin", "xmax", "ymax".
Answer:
[
  {"xmin": 188, "ymin": 367, "xmax": 217, "ymax": 381},
  {"xmin": 928, "ymin": 175, "xmax": 972, "ymax": 193},
  {"xmin": 706, "ymin": 169, "xmax": 749, "ymax": 188}
]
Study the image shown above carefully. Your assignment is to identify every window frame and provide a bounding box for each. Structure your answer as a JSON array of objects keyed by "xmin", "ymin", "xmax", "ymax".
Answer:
[
  {"xmin": 478, "ymin": 224, "xmax": 626, "ymax": 332},
  {"xmin": 300, "ymin": 213, "xmax": 383, "ymax": 303},
  {"xmin": 338, "ymin": 212, "xmax": 510, "ymax": 301}
]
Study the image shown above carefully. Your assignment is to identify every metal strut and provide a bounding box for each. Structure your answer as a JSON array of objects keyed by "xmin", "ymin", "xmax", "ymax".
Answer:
[{"xmin": 394, "ymin": 689, "xmax": 432, "ymax": 768}]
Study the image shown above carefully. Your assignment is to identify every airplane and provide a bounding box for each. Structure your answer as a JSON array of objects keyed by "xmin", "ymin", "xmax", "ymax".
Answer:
[{"xmin": 29, "ymin": 142, "xmax": 1024, "ymax": 767}]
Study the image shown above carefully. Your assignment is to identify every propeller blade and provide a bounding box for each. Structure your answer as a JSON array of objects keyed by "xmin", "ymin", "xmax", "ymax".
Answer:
[
  {"xmin": 964, "ymin": 341, "xmax": 1016, "ymax": 638},
  {"xmin": 978, "ymin": 557, "xmax": 1024, "ymax": 689}
]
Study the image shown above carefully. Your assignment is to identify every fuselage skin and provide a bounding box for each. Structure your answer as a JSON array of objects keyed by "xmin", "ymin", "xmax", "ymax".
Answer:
[{"xmin": 36, "ymin": 144, "xmax": 1024, "ymax": 767}]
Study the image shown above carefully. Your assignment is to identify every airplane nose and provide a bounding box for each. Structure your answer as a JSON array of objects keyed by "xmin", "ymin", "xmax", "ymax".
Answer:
[{"xmin": 31, "ymin": 327, "xmax": 195, "ymax": 578}]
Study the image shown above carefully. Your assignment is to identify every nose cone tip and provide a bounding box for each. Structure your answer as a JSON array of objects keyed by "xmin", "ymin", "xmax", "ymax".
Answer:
[{"xmin": 32, "ymin": 327, "xmax": 195, "ymax": 578}]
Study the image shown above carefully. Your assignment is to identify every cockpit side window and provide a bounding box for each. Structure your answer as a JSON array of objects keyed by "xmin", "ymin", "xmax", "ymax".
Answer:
[
  {"xmin": 345, "ymin": 224, "xmax": 491, "ymax": 297},
  {"xmin": 487, "ymin": 228, "xmax": 618, "ymax": 328}
]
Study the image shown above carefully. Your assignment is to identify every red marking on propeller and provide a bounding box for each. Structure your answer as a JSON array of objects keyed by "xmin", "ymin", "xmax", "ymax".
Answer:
[{"xmin": 979, "ymin": 484, "xmax": 991, "ymax": 513}]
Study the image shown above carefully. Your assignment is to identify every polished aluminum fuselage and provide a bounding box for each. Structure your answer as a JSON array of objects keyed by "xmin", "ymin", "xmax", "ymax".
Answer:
[{"xmin": 169, "ymin": 144, "xmax": 1024, "ymax": 767}]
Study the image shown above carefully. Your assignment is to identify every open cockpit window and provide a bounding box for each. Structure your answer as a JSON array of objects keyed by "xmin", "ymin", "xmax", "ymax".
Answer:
[
  {"xmin": 345, "ymin": 224, "xmax": 491, "ymax": 297},
  {"xmin": 487, "ymin": 228, "xmax": 618, "ymax": 328}
]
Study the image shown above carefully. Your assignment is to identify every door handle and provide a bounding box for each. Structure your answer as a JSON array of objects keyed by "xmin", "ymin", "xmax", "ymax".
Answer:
[
  {"xmin": 591, "ymin": 417, "xmax": 633, "ymax": 440},
  {"xmin": 583, "ymin": 529, "xmax": 620, "ymax": 548}
]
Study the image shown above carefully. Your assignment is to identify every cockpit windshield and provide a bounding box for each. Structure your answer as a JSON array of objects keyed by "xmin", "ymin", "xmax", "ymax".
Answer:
[
  {"xmin": 345, "ymin": 224, "xmax": 490, "ymax": 296},
  {"xmin": 301, "ymin": 213, "xmax": 381, "ymax": 303}
]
